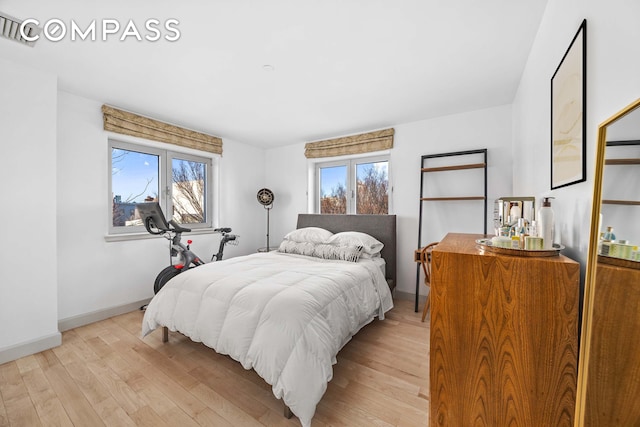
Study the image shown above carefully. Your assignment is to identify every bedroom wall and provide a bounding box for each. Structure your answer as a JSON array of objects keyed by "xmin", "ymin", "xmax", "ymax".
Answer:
[
  {"xmin": 0, "ymin": 59, "xmax": 60, "ymax": 363},
  {"xmin": 56, "ymin": 91, "xmax": 266, "ymax": 323},
  {"xmin": 512, "ymin": 0, "xmax": 640, "ymax": 279},
  {"xmin": 265, "ymin": 104, "xmax": 514, "ymax": 296},
  {"xmin": 11, "ymin": 0, "xmax": 636, "ymax": 362}
]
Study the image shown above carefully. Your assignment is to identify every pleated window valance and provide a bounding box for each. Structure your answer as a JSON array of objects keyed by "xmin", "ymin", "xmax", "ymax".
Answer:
[
  {"xmin": 102, "ymin": 105, "xmax": 223, "ymax": 155},
  {"xmin": 304, "ymin": 128, "xmax": 394, "ymax": 159}
]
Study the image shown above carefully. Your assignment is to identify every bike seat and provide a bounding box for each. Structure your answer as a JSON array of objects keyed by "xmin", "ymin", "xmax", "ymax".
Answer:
[{"xmin": 214, "ymin": 227, "xmax": 232, "ymax": 233}]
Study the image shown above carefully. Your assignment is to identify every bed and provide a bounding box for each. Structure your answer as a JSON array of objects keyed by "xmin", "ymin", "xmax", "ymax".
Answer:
[{"xmin": 141, "ymin": 213, "xmax": 396, "ymax": 426}]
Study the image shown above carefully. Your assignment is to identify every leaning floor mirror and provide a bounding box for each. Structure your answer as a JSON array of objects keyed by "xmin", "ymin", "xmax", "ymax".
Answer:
[{"xmin": 575, "ymin": 98, "xmax": 640, "ymax": 426}]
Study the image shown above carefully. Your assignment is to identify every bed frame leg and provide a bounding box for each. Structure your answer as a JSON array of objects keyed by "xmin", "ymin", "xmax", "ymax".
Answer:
[
  {"xmin": 283, "ymin": 403, "xmax": 293, "ymax": 419},
  {"xmin": 162, "ymin": 326, "xmax": 168, "ymax": 343}
]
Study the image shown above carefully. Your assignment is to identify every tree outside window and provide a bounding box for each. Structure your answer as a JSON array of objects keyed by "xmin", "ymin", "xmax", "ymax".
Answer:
[
  {"xmin": 318, "ymin": 157, "xmax": 389, "ymax": 215},
  {"xmin": 109, "ymin": 140, "xmax": 213, "ymax": 234},
  {"xmin": 356, "ymin": 162, "xmax": 388, "ymax": 214},
  {"xmin": 111, "ymin": 148, "xmax": 159, "ymax": 227},
  {"xmin": 172, "ymin": 159, "xmax": 206, "ymax": 223}
]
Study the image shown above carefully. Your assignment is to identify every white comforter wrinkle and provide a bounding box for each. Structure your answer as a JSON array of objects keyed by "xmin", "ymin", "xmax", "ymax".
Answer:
[
  {"xmin": 141, "ymin": 252, "xmax": 393, "ymax": 427},
  {"xmin": 270, "ymin": 318, "xmax": 331, "ymax": 391},
  {"xmin": 221, "ymin": 280, "xmax": 292, "ymax": 365},
  {"xmin": 267, "ymin": 287, "xmax": 345, "ymax": 371}
]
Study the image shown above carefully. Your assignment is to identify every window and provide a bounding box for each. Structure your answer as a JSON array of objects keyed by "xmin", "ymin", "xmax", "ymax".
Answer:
[
  {"xmin": 109, "ymin": 140, "xmax": 213, "ymax": 234},
  {"xmin": 316, "ymin": 156, "xmax": 390, "ymax": 214}
]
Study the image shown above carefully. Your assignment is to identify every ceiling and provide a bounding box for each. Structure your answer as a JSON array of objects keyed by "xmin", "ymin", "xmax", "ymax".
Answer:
[{"xmin": 0, "ymin": 0, "xmax": 548, "ymax": 148}]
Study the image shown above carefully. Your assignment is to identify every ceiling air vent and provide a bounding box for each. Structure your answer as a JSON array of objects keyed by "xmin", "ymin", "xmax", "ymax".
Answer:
[{"xmin": 0, "ymin": 12, "xmax": 41, "ymax": 47}]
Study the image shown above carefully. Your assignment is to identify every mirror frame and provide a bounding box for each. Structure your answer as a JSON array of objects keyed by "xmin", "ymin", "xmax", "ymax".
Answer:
[{"xmin": 575, "ymin": 97, "xmax": 640, "ymax": 425}]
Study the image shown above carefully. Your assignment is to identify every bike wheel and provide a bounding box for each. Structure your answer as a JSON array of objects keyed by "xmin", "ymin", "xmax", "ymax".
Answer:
[{"xmin": 154, "ymin": 265, "xmax": 182, "ymax": 294}]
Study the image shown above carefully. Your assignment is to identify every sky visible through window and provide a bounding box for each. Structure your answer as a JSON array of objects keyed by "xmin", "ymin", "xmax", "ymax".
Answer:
[
  {"xmin": 320, "ymin": 165, "xmax": 346, "ymax": 197},
  {"xmin": 112, "ymin": 149, "xmax": 159, "ymax": 203},
  {"xmin": 320, "ymin": 161, "xmax": 388, "ymax": 197},
  {"xmin": 357, "ymin": 161, "xmax": 387, "ymax": 182},
  {"xmin": 114, "ymin": 149, "xmax": 388, "ymax": 208}
]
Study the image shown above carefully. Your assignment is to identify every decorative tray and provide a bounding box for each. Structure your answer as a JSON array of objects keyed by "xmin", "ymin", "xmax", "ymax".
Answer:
[{"xmin": 475, "ymin": 238, "xmax": 564, "ymax": 257}]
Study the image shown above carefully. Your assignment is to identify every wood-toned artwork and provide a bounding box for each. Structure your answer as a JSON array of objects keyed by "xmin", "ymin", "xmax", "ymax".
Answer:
[
  {"xmin": 551, "ymin": 19, "xmax": 586, "ymax": 190},
  {"xmin": 431, "ymin": 233, "xmax": 579, "ymax": 427}
]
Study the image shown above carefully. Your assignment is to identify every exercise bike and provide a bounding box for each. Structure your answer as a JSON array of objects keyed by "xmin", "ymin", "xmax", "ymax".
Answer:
[{"xmin": 136, "ymin": 202, "xmax": 238, "ymax": 295}]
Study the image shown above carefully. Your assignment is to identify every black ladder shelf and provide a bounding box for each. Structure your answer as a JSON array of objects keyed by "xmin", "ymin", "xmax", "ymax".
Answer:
[
  {"xmin": 415, "ymin": 149, "xmax": 488, "ymax": 312},
  {"xmin": 602, "ymin": 140, "xmax": 640, "ymax": 206}
]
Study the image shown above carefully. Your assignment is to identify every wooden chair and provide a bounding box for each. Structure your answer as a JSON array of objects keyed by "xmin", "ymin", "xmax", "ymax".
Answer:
[{"xmin": 419, "ymin": 242, "xmax": 439, "ymax": 322}]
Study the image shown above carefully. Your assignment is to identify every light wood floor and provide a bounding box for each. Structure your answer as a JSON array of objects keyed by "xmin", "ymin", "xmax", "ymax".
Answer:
[{"xmin": 0, "ymin": 299, "xmax": 429, "ymax": 427}]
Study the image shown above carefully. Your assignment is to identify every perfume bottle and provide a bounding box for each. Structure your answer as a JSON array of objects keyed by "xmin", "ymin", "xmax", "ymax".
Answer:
[
  {"xmin": 508, "ymin": 218, "xmax": 528, "ymax": 248},
  {"xmin": 600, "ymin": 226, "xmax": 616, "ymax": 256},
  {"xmin": 516, "ymin": 218, "xmax": 528, "ymax": 249},
  {"xmin": 602, "ymin": 226, "xmax": 616, "ymax": 241}
]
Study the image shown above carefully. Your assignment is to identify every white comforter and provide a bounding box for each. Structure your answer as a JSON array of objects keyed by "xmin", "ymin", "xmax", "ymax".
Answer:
[{"xmin": 141, "ymin": 251, "xmax": 393, "ymax": 426}]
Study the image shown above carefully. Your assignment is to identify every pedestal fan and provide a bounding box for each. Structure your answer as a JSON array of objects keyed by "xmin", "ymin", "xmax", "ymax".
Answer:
[{"xmin": 257, "ymin": 188, "xmax": 275, "ymax": 251}]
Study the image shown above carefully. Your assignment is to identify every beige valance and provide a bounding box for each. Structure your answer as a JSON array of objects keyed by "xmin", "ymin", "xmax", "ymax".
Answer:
[
  {"xmin": 304, "ymin": 128, "xmax": 394, "ymax": 159},
  {"xmin": 102, "ymin": 105, "xmax": 222, "ymax": 155}
]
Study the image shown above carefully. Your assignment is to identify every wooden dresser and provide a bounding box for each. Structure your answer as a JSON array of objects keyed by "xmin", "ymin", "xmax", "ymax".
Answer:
[
  {"xmin": 583, "ymin": 260, "xmax": 640, "ymax": 425},
  {"xmin": 430, "ymin": 233, "xmax": 579, "ymax": 427}
]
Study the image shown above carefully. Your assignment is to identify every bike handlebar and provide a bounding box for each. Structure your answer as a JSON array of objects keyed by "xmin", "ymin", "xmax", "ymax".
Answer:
[
  {"xmin": 145, "ymin": 216, "xmax": 233, "ymax": 243},
  {"xmin": 144, "ymin": 217, "xmax": 192, "ymax": 235},
  {"xmin": 144, "ymin": 217, "xmax": 165, "ymax": 235},
  {"xmin": 168, "ymin": 220, "xmax": 191, "ymax": 233}
]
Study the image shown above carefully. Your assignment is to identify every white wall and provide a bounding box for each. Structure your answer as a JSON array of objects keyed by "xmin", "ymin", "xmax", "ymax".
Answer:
[
  {"xmin": 264, "ymin": 142, "xmax": 309, "ymax": 243},
  {"xmin": 266, "ymin": 104, "xmax": 514, "ymax": 296},
  {"xmin": 56, "ymin": 91, "xmax": 266, "ymax": 322},
  {"xmin": 11, "ymin": 0, "xmax": 638, "ymax": 362},
  {"xmin": 217, "ymin": 136, "xmax": 269, "ymax": 255},
  {"xmin": 512, "ymin": 0, "xmax": 640, "ymax": 275},
  {"xmin": 0, "ymin": 59, "xmax": 60, "ymax": 362}
]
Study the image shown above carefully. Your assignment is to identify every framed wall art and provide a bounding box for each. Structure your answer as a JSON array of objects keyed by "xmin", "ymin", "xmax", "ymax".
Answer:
[{"xmin": 551, "ymin": 19, "xmax": 587, "ymax": 190}]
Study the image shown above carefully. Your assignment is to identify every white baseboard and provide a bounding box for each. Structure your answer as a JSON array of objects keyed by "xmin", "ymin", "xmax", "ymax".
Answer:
[
  {"xmin": 0, "ymin": 332, "xmax": 62, "ymax": 365},
  {"xmin": 58, "ymin": 298, "xmax": 151, "ymax": 332},
  {"xmin": 0, "ymin": 299, "xmax": 152, "ymax": 365},
  {"xmin": 394, "ymin": 290, "xmax": 426, "ymax": 303},
  {"xmin": 2, "ymin": 293, "xmax": 419, "ymax": 365}
]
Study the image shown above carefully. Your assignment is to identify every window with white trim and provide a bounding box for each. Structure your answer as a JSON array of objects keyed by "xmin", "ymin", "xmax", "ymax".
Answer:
[
  {"xmin": 109, "ymin": 139, "xmax": 213, "ymax": 234},
  {"xmin": 316, "ymin": 155, "xmax": 390, "ymax": 214}
]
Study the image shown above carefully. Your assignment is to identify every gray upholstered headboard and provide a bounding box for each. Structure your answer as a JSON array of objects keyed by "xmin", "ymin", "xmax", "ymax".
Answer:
[{"xmin": 296, "ymin": 214, "xmax": 397, "ymax": 291}]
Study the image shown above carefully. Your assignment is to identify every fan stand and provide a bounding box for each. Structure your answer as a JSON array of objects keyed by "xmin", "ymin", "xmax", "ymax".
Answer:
[
  {"xmin": 264, "ymin": 205, "xmax": 272, "ymax": 251},
  {"xmin": 256, "ymin": 188, "xmax": 275, "ymax": 252}
]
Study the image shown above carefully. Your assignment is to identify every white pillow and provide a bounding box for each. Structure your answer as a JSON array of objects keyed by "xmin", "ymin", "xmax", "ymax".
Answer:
[
  {"xmin": 328, "ymin": 231, "xmax": 384, "ymax": 255},
  {"xmin": 283, "ymin": 227, "xmax": 334, "ymax": 243}
]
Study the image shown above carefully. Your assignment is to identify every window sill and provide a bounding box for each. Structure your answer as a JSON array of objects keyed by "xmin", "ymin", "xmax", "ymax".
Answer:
[{"xmin": 104, "ymin": 228, "xmax": 218, "ymax": 242}]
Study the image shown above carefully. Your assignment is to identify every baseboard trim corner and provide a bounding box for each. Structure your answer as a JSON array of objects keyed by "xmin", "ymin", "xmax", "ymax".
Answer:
[
  {"xmin": 0, "ymin": 332, "xmax": 62, "ymax": 365},
  {"xmin": 58, "ymin": 298, "xmax": 152, "ymax": 332},
  {"xmin": 394, "ymin": 290, "xmax": 426, "ymax": 303}
]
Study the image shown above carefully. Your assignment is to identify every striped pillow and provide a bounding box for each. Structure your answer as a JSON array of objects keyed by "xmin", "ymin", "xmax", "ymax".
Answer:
[{"xmin": 278, "ymin": 241, "xmax": 364, "ymax": 262}]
